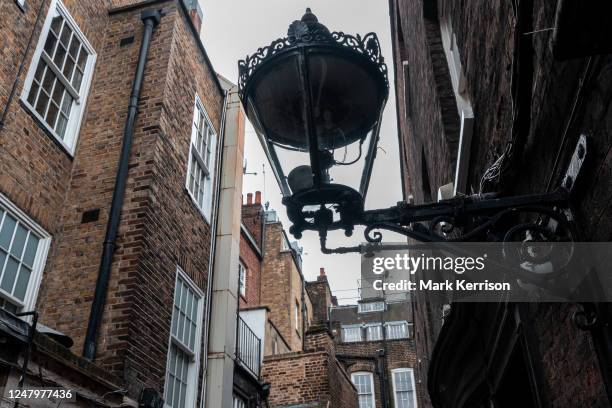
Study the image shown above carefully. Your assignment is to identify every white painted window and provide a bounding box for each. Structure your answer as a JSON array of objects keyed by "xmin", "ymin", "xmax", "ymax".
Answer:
[
  {"xmin": 366, "ymin": 323, "xmax": 382, "ymax": 341},
  {"xmin": 439, "ymin": 14, "xmax": 474, "ymax": 196},
  {"xmin": 342, "ymin": 325, "xmax": 362, "ymax": 342},
  {"xmin": 21, "ymin": 0, "xmax": 96, "ymax": 155},
  {"xmin": 232, "ymin": 396, "xmax": 246, "ymax": 408},
  {"xmin": 351, "ymin": 372, "xmax": 376, "ymax": 408},
  {"xmin": 164, "ymin": 269, "xmax": 203, "ymax": 408},
  {"xmin": 0, "ymin": 194, "xmax": 51, "ymax": 314},
  {"xmin": 392, "ymin": 368, "xmax": 417, "ymax": 408},
  {"xmin": 238, "ymin": 261, "xmax": 246, "ymax": 297},
  {"xmin": 358, "ymin": 301, "xmax": 385, "ymax": 313},
  {"xmin": 386, "ymin": 321, "xmax": 411, "ymax": 339},
  {"xmin": 186, "ymin": 95, "xmax": 217, "ymax": 220}
]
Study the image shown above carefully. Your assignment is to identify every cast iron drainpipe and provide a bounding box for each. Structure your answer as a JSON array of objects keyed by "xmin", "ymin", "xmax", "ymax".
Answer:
[{"xmin": 83, "ymin": 9, "xmax": 162, "ymax": 360}]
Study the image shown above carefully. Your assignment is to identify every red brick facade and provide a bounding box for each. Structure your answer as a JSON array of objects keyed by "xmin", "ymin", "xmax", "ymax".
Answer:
[
  {"xmin": 0, "ymin": 0, "xmax": 225, "ymax": 401},
  {"xmin": 262, "ymin": 327, "xmax": 358, "ymax": 408},
  {"xmin": 239, "ymin": 195, "xmax": 263, "ymax": 307}
]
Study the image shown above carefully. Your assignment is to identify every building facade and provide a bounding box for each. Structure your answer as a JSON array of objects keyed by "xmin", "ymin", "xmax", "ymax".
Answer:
[
  {"xmin": 330, "ymin": 280, "xmax": 423, "ymax": 408},
  {"xmin": 390, "ymin": 0, "xmax": 612, "ymax": 406},
  {"xmin": 235, "ymin": 196, "xmax": 360, "ymax": 407},
  {"xmin": 0, "ymin": 0, "xmax": 247, "ymax": 407}
]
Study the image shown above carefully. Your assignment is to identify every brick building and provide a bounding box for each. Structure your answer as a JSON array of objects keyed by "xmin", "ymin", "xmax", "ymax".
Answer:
[
  {"xmin": 389, "ymin": 0, "xmax": 612, "ymax": 407},
  {"xmin": 0, "ymin": 0, "xmax": 252, "ymax": 407},
  {"xmin": 234, "ymin": 197, "xmax": 359, "ymax": 407},
  {"xmin": 329, "ymin": 273, "xmax": 423, "ymax": 408}
]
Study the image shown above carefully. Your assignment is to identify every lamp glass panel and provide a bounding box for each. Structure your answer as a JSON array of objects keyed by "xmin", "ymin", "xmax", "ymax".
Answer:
[
  {"xmin": 307, "ymin": 52, "xmax": 381, "ymax": 150},
  {"xmin": 325, "ymin": 127, "xmax": 375, "ymax": 192},
  {"xmin": 248, "ymin": 54, "xmax": 309, "ymax": 151}
]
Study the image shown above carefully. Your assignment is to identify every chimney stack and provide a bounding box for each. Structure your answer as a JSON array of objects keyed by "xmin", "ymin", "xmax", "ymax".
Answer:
[
  {"xmin": 255, "ymin": 191, "xmax": 262, "ymax": 204},
  {"xmin": 184, "ymin": 0, "xmax": 203, "ymax": 34},
  {"xmin": 318, "ymin": 267, "xmax": 327, "ymax": 282},
  {"xmin": 246, "ymin": 192, "xmax": 253, "ymax": 205}
]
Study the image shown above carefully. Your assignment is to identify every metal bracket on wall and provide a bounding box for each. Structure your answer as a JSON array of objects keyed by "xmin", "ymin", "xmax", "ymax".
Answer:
[{"xmin": 562, "ymin": 134, "xmax": 587, "ymax": 194}]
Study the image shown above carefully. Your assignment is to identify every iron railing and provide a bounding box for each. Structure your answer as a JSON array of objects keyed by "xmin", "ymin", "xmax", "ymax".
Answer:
[{"xmin": 236, "ymin": 315, "xmax": 261, "ymax": 378}]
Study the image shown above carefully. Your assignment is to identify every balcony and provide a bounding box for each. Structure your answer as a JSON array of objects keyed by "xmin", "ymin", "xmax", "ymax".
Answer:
[{"xmin": 236, "ymin": 314, "xmax": 262, "ymax": 378}]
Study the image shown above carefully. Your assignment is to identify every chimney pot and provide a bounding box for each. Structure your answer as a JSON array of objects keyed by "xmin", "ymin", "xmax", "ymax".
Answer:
[
  {"xmin": 247, "ymin": 193, "xmax": 253, "ymax": 205},
  {"xmin": 255, "ymin": 191, "xmax": 262, "ymax": 204},
  {"xmin": 320, "ymin": 267, "xmax": 325, "ymax": 276}
]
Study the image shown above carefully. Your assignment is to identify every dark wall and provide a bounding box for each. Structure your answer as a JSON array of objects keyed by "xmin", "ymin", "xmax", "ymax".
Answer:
[{"xmin": 390, "ymin": 0, "xmax": 612, "ymax": 406}]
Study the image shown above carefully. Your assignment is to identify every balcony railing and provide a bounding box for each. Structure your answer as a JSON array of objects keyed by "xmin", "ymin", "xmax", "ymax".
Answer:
[{"xmin": 236, "ymin": 315, "xmax": 261, "ymax": 378}]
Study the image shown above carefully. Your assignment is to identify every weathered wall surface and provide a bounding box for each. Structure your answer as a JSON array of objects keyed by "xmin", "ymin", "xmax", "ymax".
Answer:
[
  {"xmin": 262, "ymin": 328, "xmax": 358, "ymax": 408},
  {"xmin": 391, "ymin": 0, "xmax": 612, "ymax": 406}
]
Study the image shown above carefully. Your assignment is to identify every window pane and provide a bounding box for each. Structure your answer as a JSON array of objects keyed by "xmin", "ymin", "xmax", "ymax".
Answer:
[
  {"xmin": 69, "ymin": 37, "xmax": 81, "ymax": 58},
  {"xmin": 55, "ymin": 114, "xmax": 68, "ymax": 138},
  {"xmin": 22, "ymin": 234, "xmax": 39, "ymax": 268},
  {"xmin": 53, "ymin": 44, "xmax": 67, "ymax": 68},
  {"xmin": 10, "ymin": 225, "xmax": 28, "ymax": 258},
  {"xmin": 0, "ymin": 214, "xmax": 16, "ymax": 250},
  {"xmin": 50, "ymin": 16, "xmax": 62, "ymax": 35},
  {"xmin": 27, "ymin": 83, "xmax": 40, "ymax": 106},
  {"xmin": 0, "ymin": 257, "xmax": 19, "ymax": 294},
  {"xmin": 77, "ymin": 47, "xmax": 88, "ymax": 69},
  {"xmin": 13, "ymin": 265, "xmax": 31, "ymax": 300},
  {"xmin": 44, "ymin": 33, "xmax": 58, "ymax": 56},
  {"xmin": 63, "ymin": 57, "xmax": 76, "ymax": 80},
  {"xmin": 60, "ymin": 24, "xmax": 72, "ymax": 46},
  {"xmin": 72, "ymin": 68, "xmax": 83, "ymax": 91}
]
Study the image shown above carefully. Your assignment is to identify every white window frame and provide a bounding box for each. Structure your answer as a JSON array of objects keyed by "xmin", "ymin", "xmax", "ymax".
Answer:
[
  {"xmin": 385, "ymin": 321, "xmax": 411, "ymax": 339},
  {"xmin": 232, "ymin": 395, "xmax": 246, "ymax": 408},
  {"xmin": 358, "ymin": 300, "xmax": 385, "ymax": 313},
  {"xmin": 439, "ymin": 14, "xmax": 474, "ymax": 196},
  {"xmin": 341, "ymin": 324, "xmax": 362, "ymax": 343},
  {"xmin": 185, "ymin": 95, "xmax": 217, "ymax": 221},
  {"xmin": 0, "ymin": 193, "xmax": 51, "ymax": 314},
  {"xmin": 294, "ymin": 299, "xmax": 300, "ymax": 329},
  {"xmin": 351, "ymin": 371, "xmax": 376, "ymax": 408},
  {"xmin": 391, "ymin": 368, "xmax": 418, "ymax": 408},
  {"xmin": 164, "ymin": 267, "xmax": 204, "ymax": 408},
  {"xmin": 238, "ymin": 261, "xmax": 246, "ymax": 297},
  {"xmin": 20, "ymin": 0, "xmax": 96, "ymax": 155}
]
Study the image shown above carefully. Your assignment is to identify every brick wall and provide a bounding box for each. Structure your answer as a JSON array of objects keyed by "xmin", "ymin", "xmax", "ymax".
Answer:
[
  {"xmin": 305, "ymin": 269, "xmax": 334, "ymax": 325},
  {"xmin": 262, "ymin": 327, "xmax": 357, "ymax": 408},
  {"xmin": 391, "ymin": 0, "xmax": 612, "ymax": 406},
  {"xmin": 260, "ymin": 221, "xmax": 307, "ymax": 351},
  {"xmin": 239, "ymin": 196, "xmax": 264, "ymax": 309},
  {"xmin": 241, "ymin": 195, "xmax": 264, "ymax": 247},
  {"xmin": 0, "ymin": 0, "xmax": 225, "ymax": 400}
]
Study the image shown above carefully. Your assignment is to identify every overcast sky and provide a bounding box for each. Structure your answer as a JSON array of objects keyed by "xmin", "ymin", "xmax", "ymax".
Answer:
[{"xmin": 201, "ymin": 0, "xmax": 402, "ymax": 304}]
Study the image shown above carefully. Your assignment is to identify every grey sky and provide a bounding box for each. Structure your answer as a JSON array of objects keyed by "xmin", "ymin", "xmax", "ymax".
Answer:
[{"xmin": 201, "ymin": 0, "xmax": 402, "ymax": 304}]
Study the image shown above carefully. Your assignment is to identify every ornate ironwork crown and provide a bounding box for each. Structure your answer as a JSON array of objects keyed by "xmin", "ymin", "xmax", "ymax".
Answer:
[{"xmin": 237, "ymin": 8, "xmax": 388, "ymax": 99}]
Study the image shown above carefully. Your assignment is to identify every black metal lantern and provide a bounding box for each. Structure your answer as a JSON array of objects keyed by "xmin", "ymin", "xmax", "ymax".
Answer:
[
  {"xmin": 239, "ymin": 9, "xmax": 580, "ymax": 255},
  {"xmin": 239, "ymin": 9, "xmax": 389, "ymax": 239}
]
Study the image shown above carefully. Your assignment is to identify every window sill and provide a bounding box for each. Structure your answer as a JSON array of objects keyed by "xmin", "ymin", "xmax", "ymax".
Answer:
[{"xmin": 19, "ymin": 99, "xmax": 76, "ymax": 158}]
